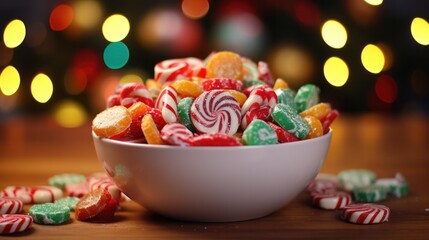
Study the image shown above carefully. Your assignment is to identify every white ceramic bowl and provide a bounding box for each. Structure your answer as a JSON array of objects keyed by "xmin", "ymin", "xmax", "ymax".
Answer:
[{"xmin": 92, "ymin": 130, "xmax": 332, "ymax": 222}]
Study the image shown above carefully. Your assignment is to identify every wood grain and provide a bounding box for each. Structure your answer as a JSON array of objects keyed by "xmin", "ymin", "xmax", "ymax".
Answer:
[{"xmin": 1, "ymin": 114, "xmax": 429, "ymax": 239}]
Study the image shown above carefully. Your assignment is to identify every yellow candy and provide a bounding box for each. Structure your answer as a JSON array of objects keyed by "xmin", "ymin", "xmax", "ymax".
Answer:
[
  {"xmin": 206, "ymin": 51, "xmax": 243, "ymax": 80},
  {"xmin": 171, "ymin": 79, "xmax": 203, "ymax": 98},
  {"xmin": 92, "ymin": 106, "xmax": 132, "ymax": 138},
  {"xmin": 224, "ymin": 89, "xmax": 247, "ymax": 107},
  {"xmin": 141, "ymin": 114, "xmax": 164, "ymax": 144},
  {"xmin": 303, "ymin": 116, "xmax": 323, "ymax": 139},
  {"xmin": 273, "ymin": 78, "xmax": 289, "ymax": 90},
  {"xmin": 299, "ymin": 102, "xmax": 331, "ymax": 120},
  {"xmin": 146, "ymin": 79, "xmax": 162, "ymax": 98}
]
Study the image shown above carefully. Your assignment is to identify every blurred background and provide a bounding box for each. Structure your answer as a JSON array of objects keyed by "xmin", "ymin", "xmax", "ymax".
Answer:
[{"xmin": 1, "ymin": 0, "xmax": 428, "ymax": 129}]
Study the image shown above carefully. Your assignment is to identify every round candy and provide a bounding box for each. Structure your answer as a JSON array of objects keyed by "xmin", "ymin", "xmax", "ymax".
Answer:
[
  {"xmin": 190, "ymin": 90, "xmax": 241, "ymax": 135},
  {"xmin": 273, "ymin": 78, "xmax": 289, "ymax": 90},
  {"xmin": 119, "ymin": 82, "xmax": 154, "ymax": 108},
  {"xmin": 376, "ymin": 173, "xmax": 409, "ymax": 198},
  {"xmin": 201, "ymin": 78, "xmax": 243, "ymax": 91},
  {"xmin": 29, "ymin": 203, "xmax": 70, "ymax": 225},
  {"xmin": 87, "ymin": 176, "xmax": 122, "ymax": 202},
  {"xmin": 341, "ymin": 203, "xmax": 390, "ymax": 224},
  {"xmin": 241, "ymin": 105, "xmax": 271, "ymax": 130},
  {"xmin": 154, "ymin": 59, "xmax": 188, "ymax": 84},
  {"xmin": 65, "ymin": 182, "xmax": 89, "ymax": 198},
  {"xmin": 75, "ymin": 188, "xmax": 112, "ymax": 221},
  {"xmin": 258, "ymin": 61, "xmax": 274, "ymax": 86},
  {"xmin": 177, "ymin": 97, "xmax": 196, "ymax": 132},
  {"xmin": 300, "ymin": 102, "xmax": 331, "ymax": 120},
  {"xmin": 48, "ymin": 173, "xmax": 86, "ymax": 190},
  {"xmin": 338, "ymin": 169, "xmax": 376, "ymax": 192},
  {"xmin": 31, "ymin": 186, "xmax": 63, "ymax": 204},
  {"xmin": 267, "ymin": 122, "xmax": 299, "ymax": 143},
  {"xmin": 160, "ymin": 123, "xmax": 193, "ymax": 146},
  {"xmin": 241, "ymin": 57, "xmax": 259, "ymax": 81},
  {"xmin": 0, "ymin": 197, "xmax": 23, "ymax": 214},
  {"xmin": 271, "ymin": 103, "xmax": 310, "ymax": 139},
  {"xmin": 183, "ymin": 57, "xmax": 206, "ymax": 78},
  {"xmin": 242, "ymin": 119, "xmax": 278, "ymax": 146},
  {"xmin": 189, "ymin": 133, "xmax": 242, "ymax": 146},
  {"xmin": 155, "ymin": 86, "xmax": 179, "ymax": 123},
  {"xmin": 224, "ymin": 90, "xmax": 247, "ymax": 107},
  {"xmin": 352, "ymin": 185, "xmax": 388, "ymax": 203},
  {"xmin": 0, "ymin": 187, "xmax": 32, "ymax": 204},
  {"xmin": 92, "ymin": 105, "xmax": 132, "ymax": 138},
  {"xmin": 54, "ymin": 197, "xmax": 80, "ymax": 211},
  {"xmin": 294, "ymin": 83, "xmax": 320, "ymax": 113},
  {"xmin": 321, "ymin": 109, "xmax": 339, "ymax": 134},
  {"xmin": 141, "ymin": 114, "xmax": 164, "ymax": 144},
  {"xmin": 206, "ymin": 51, "xmax": 243, "ymax": 80},
  {"xmin": 307, "ymin": 173, "xmax": 340, "ymax": 194},
  {"xmin": 171, "ymin": 79, "xmax": 203, "ymax": 98},
  {"xmin": 0, "ymin": 214, "xmax": 32, "ymax": 234},
  {"xmin": 148, "ymin": 107, "xmax": 167, "ymax": 130},
  {"xmin": 303, "ymin": 116, "xmax": 323, "ymax": 139},
  {"xmin": 275, "ymin": 88, "xmax": 297, "ymax": 110},
  {"xmin": 312, "ymin": 191, "xmax": 352, "ymax": 210}
]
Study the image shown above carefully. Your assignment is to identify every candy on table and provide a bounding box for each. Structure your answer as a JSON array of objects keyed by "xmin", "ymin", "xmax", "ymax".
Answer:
[
  {"xmin": 31, "ymin": 186, "xmax": 63, "ymax": 204},
  {"xmin": 300, "ymin": 102, "xmax": 331, "ymax": 120},
  {"xmin": 141, "ymin": 114, "xmax": 165, "ymax": 145},
  {"xmin": 155, "ymin": 85, "xmax": 179, "ymax": 124},
  {"xmin": 267, "ymin": 122, "xmax": 299, "ymax": 143},
  {"xmin": 201, "ymin": 78, "xmax": 243, "ymax": 91},
  {"xmin": 154, "ymin": 59, "xmax": 189, "ymax": 84},
  {"xmin": 376, "ymin": 173, "xmax": 409, "ymax": 198},
  {"xmin": 171, "ymin": 79, "xmax": 203, "ymax": 98},
  {"xmin": 242, "ymin": 119, "xmax": 278, "ymax": 146},
  {"xmin": 29, "ymin": 203, "xmax": 70, "ymax": 225},
  {"xmin": 341, "ymin": 203, "xmax": 390, "ymax": 224},
  {"xmin": 65, "ymin": 182, "xmax": 89, "ymax": 198},
  {"xmin": 190, "ymin": 90, "xmax": 241, "ymax": 135},
  {"xmin": 160, "ymin": 123, "xmax": 193, "ymax": 146},
  {"xmin": 307, "ymin": 173, "xmax": 340, "ymax": 194},
  {"xmin": 275, "ymin": 88, "xmax": 297, "ymax": 110},
  {"xmin": 321, "ymin": 109, "xmax": 339, "ymax": 134},
  {"xmin": 0, "ymin": 214, "xmax": 32, "ymax": 234},
  {"xmin": 48, "ymin": 173, "xmax": 86, "ymax": 190},
  {"xmin": 273, "ymin": 78, "xmax": 289, "ymax": 90},
  {"xmin": 271, "ymin": 103, "xmax": 310, "ymax": 139},
  {"xmin": 241, "ymin": 105, "xmax": 271, "ymax": 130},
  {"xmin": 92, "ymin": 105, "xmax": 132, "ymax": 138},
  {"xmin": 303, "ymin": 116, "xmax": 324, "ymax": 139},
  {"xmin": 206, "ymin": 51, "xmax": 243, "ymax": 80},
  {"xmin": 75, "ymin": 188, "xmax": 112, "ymax": 221},
  {"xmin": 257, "ymin": 61, "xmax": 275, "ymax": 86},
  {"xmin": 294, "ymin": 83, "xmax": 320, "ymax": 113},
  {"xmin": 0, "ymin": 197, "xmax": 23, "ymax": 214},
  {"xmin": 0, "ymin": 187, "xmax": 32, "ymax": 204},
  {"xmin": 119, "ymin": 82, "xmax": 154, "ymax": 108},
  {"xmin": 177, "ymin": 97, "xmax": 196, "ymax": 133},
  {"xmin": 338, "ymin": 169, "xmax": 376, "ymax": 192},
  {"xmin": 88, "ymin": 198, "xmax": 117, "ymax": 222},
  {"xmin": 224, "ymin": 90, "xmax": 247, "ymax": 107},
  {"xmin": 87, "ymin": 176, "xmax": 122, "ymax": 202},
  {"xmin": 352, "ymin": 185, "xmax": 388, "ymax": 203},
  {"xmin": 241, "ymin": 57, "xmax": 259, "ymax": 81},
  {"xmin": 189, "ymin": 133, "xmax": 242, "ymax": 146},
  {"xmin": 54, "ymin": 197, "xmax": 80, "ymax": 211},
  {"xmin": 312, "ymin": 191, "xmax": 352, "ymax": 210}
]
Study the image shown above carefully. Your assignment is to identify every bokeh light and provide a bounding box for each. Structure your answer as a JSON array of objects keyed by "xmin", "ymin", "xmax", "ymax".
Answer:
[
  {"xmin": 103, "ymin": 42, "xmax": 129, "ymax": 69},
  {"xmin": 323, "ymin": 57, "xmax": 349, "ymax": 87},
  {"xmin": 182, "ymin": 0, "xmax": 210, "ymax": 19},
  {"xmin": 73, "ymin": 0, "xmax": 103, "ymax": 30},
  {"xmin": 377, "ymin": 43, "xmax": 394, "ymax": 71},
  {"xmin": 375, "ymin": 74, "xmax": 397, "ymax": 104},
  {"xmin": 49, "ymin": 4, "xmax": 74, "ymax": 31},
  {"xmin": 120, "ymin": 74, "xmax": 144, "ymax": 84},
  {"xmin": 53, "ymin": 100, "xmax": 88, "ymax": 128},
  {"xmin": 293, "ymin": 0, "xmax": 321, "ymax": 28},
  {"xmin": 361, "ymin": 44, "xmax": 385, "ymax": 74},
  {"xmin": 102, "ymin": 14, "xmax": 130, "ymax": 42},
  {"xmin": 3, "ymin": 19, "xmax": 26, "ymax": 48},
  {"xmin": 0, "ymin": 66, "xmax": 20, "ymax": 96},
  {"xmin": 411, "ymin": 17, "xmax": 429, "ymax": 46},
  {"xmin": 31, "ymin": 73, "xmax": 53, "ymax": 103},
  {"xmin": 364, "ymin": 0, "xmax": 383, "ymax": 6},
  {"xmin": 321, "ymin": 20, "xmax": 347, "ymax": 49}
]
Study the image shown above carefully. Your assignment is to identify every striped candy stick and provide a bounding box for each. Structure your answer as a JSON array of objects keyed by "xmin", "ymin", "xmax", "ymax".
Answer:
[
  {"xmin": 155, "ymin": 86, "xmax": 179, "ymax": 123},
  {"xmin": 240, "ymin": 105, "xmax": 271, "ymax": 130},
  {"xmin": 241, "ymin": 87, "xmax": 266, "ymax": 116}
]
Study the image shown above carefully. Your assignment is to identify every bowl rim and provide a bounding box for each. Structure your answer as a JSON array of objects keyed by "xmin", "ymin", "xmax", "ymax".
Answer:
[{"xmin": 92, "ymin": 129, "xmax": 332, "ymax": 151}]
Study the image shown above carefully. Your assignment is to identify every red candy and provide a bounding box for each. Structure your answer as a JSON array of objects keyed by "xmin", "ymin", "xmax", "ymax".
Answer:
[
  {"xmin": 267, "ymin": 122, "xmax": 299, "ymax": 143},
  {"xmin": 241, "ymin": 105, "xmax": 271, "ymax": 130},
  {"xmin": 65, "ymin": 183, "xmax": 89, "ymax": 198},
  {"xmin": 155, "ymin": 86, "xmax": 179, "ymax": 123},
  {"xmin": 119, "ymin": 82, "xmax": 154, "ymax": 108},
  {"xmin": 0, "ymin": 197, "xmax": 23, "ymax": 214},
  {"xmin": 106, "ymin": 94, "xmax": 121, "ymax": 108},
  {"xmin": 322, "ymin": 109, "xmax": 339, "ymax": 134},
  {"xmin": 160, "ymin": 123, "xmax": 193, "ymax": 146},
  {"xmin": 154, "ymin": 59, "xmax": 189, "ymax": 84},
  {"xmin": 87, "ymin": 176, "xmax": 121, "ymax": 202},
  {"xmin": 312, "ymin": 191, "xmax": 352, "ymax": 210},
  {"xmin": 189, "ymin": 133, "xmax": 242, "ymax": 146},
  {"xmin": 183, "ymin": 57, "xmax": 206, "ymax": 78},
  {"xmin": 201, "ymin": 78, "xmax": 243, "ymax": 91},
  {"xmin": 258, "ymin": 61, "xmax": 274, "ymax": 86},
  {"xmin": 241, "ymin": 87, "xmax": 266, "ymax": 115},
  {"xmin": 75, "ymin": 188, "xmax": 112, "ymax": 221},
  {"xmin": 0, "ymin": 214, "xmax": 32, "ymax": 234},
  {"xmin": 341, "ymin": 203, "xmax": 390, "ymax": 224},
  {"xmin": 89, "ymin": 198, "xmax": 117, "ymax": 222},
  {"xmin": 148, "ymin": 108, "xmax": 167, "ymax": 130}
]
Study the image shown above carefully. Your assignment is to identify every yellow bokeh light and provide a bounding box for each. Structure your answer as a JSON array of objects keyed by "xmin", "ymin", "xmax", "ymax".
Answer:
[
  {"xmin": 54, "ymin": 100, "xmax": 88, "ymax": 128},
  {"xmin": 31, "ymin": 73, "xmax": 53, "ymax": 103},
  {"xmin": 120, "ymin": 74, "xmax": 143, "ymax": 84},
  {"xmin": 74, "ymin": 0, "xmax": 103, "ymax": 30},
  {"xmin": 3, "ymin": 19, "xmax": 26, "ymax": 48},
  {"xmin": 0, "ymin": 66, "xmax": 20, "ymax": 96},
  {"xmin": 323, "ymin": 57, "xmax": 349, "ymax": 87},
  {"xmin": 102, "ymin": 14, "xmax": 130, "ymax": 42},
  {"xmin": 321, "ymin": 20, "xmax": 347, "ymax": 49},
  {"xmin": 411, "ymin": 17, "xmax": 429, "ymax": 46},
  {"xmin": 364, "ymin": 0, "xmax": 383, "ymax": 6},
  {"xmin": 361, "ymin": 44, "xmax": 385, "ymax": 74}
]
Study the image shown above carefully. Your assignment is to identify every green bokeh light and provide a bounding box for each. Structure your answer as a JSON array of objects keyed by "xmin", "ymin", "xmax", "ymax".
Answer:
[{"xmin": 103, "ymin": 42, "xmax": 129, "ymax": 69}]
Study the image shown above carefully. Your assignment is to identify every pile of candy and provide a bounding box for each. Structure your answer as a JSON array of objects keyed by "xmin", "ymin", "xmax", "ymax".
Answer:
[
  {"xmin": 92, "ymin": 51, "xmax": 339, "ymax": 146},
  {"xmin": 0, "ymin": 173, "xmax": 126, "ymax": 234},
  {"xmin": 307, "ymin": 170, "xmax": 409, "ymax": 224}
]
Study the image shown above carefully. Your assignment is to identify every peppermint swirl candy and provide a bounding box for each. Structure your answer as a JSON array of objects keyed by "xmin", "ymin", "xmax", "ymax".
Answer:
[
  {"xmin": 190, "ymin": 90, "xmax": 241, "ymax": 135},
  {"xmin": 160, "ymin": 123, "xmax": 193, "ymax": 146},
  {"xmin": 312, "ymin": 191, "xmax": 352, "ymax": 210},
  {"xmin": 342, "ymin": 203, "xmax": 390, "ymax": 224},
  {"xmin": 154, "ymin": 59, "xmax": 189, "ymax": 84},
  {"xmin": 0, "ymin": 214, "xmax": 33, "ymax": 234},
  {"xmin": 119, "ymin": 82, "xmax": 154, "ymax": 108},
  {"xmin": 155, "ymin": 86, "xmax": 179, "ymax": 123},
  {"xmin": 0, "ymin": 197, "xmax": 23, "ymax": 214}
]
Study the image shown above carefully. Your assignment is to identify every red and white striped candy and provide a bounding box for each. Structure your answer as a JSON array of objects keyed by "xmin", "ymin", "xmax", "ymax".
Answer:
[
  {"xmin": 160, "ymin": 123, "xmax": 193, "ymax": 146},
  {"xmin": 154, "ymin": 59, "xmax": 189, "ymax": 84},
  {"xmin": 264, "ymin": 87, "xmax": 278, "ymax": 108},
  {"xmin": 0, "ymin": 214, "xmax": 32, "ymax": 234},
  {"xmin": 0, "ymin": 187, "xmax": 32, "ymax": 204},
  {"xmin": 258, "ymin": 61, "xmax": 274, "ymax": 86},
  {"xmin": 87, "ymin": 176, "xmax": 121, "ymax": 202},
  {"xmin": 183, "ymin": 57, "xmax": 206, "ymax": 78},
  {"xmin": 191, "ymin": 90, "xmax": 241, "ymax": 135},
  {"xmin": 307, "ymin": 174, "xmax": 340, "ymax": 194},
  {"xmin": 241, "ymin": 87, "xmax": 266, "ymax": 116},
  {"xmin": 312, "ymin": 191, "xmax": 352, "ymax": 210},
  {"xmin": 0, "ymin": 197, "xmax": 23, "ymax": 214},
  {"xmin": 155, "ymin": 86, "xmax": 179, "ymax": 123},
  {"xmin": 201, "ymin": 78, "xmax": 243, "ymax": 91},
  {"xmin": 120, "ymin": 82, "xmax": 154, "ymax": 108},
  {"xmin": 65, "ymin": 182, "xmax": 89, "ymax": 198},
  {"xmin": 30, "ymin": 186, "xmax": 63, "ymax": 203},
  {"xmin": 342, "ymin": 203, "xmax": 390, "ymax": 224},
  {"xmin": 106, "ymin": 94, "xmax": 121, "ymax": 108},
  {"xmin": 241, "ymin": 105, "xmax": 271, "ymax": 130}
]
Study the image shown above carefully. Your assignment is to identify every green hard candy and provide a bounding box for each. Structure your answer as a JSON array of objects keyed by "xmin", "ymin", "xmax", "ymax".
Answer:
[
  {"xmin": 177, "ymin": 97, "xmax": 196, "ymax": 133},
  {"xmin": 29, "ymin": 203, "xmax": 70, "ymax": 225},
  {"xmin": 271, "ymin": 103, "xmax": 310, "ymax": 139},
  {"xmin": 54, "ymin": 197, "xmax": 80, "ymax": 211},
  {"xmin": 294, "ymin": 84, "xmax": 320, "ymax": 112},
  {"xmin": 338, "ymin": 169, "xmax": 376, "ymax": 191},
  {"xmin": 376, "ymin": 176, "xmax": 409, "ymax": 198},
  {"xmin": 242, "ymin": 119, "xmax": 278, "ymax": 145},
  {"xmin": 243, "ymin": 79, "xmax": 266, "ymax": 88},
  {"xmin": 352, "ymin": 185, "xmax": 388, "ymax": 203},
  {"xmin": 48, "ymin": 173, "xmax": 85, "ymax": 190},
  {"xmin": 275, "ymin": 88, "xmax": 297, "ymax": 110}
]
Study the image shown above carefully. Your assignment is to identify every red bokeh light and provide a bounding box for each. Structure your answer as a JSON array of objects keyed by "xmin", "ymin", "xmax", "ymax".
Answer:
[
  {"xmin": 49, "ymin": 4, "xmax": 74, "ymax": 31},
  {"xmin": 375, "ymin": 74, "xmax": 398, "ymax": 104}
]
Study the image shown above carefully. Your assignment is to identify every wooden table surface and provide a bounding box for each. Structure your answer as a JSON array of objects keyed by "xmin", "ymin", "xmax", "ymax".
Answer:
[{"xmin": 1, "ymin": 113, "xmax": 429, "ymax": 239}]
